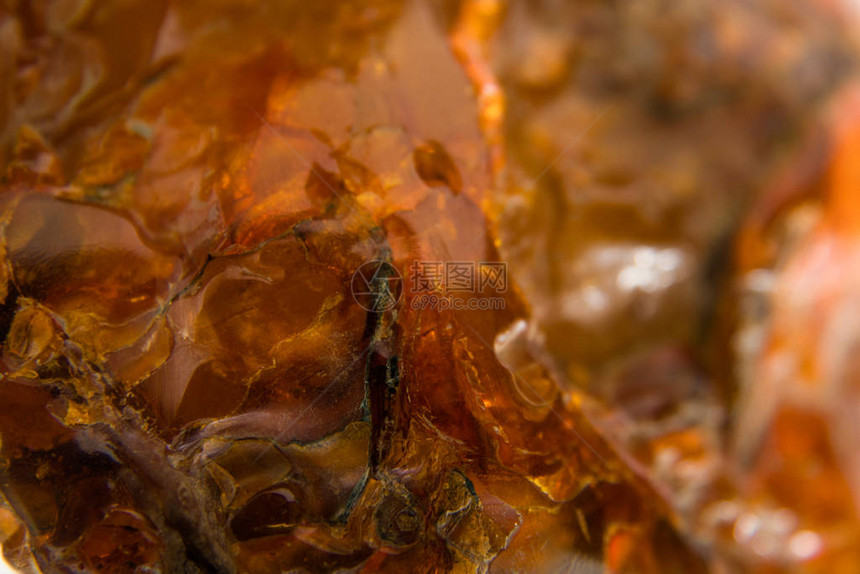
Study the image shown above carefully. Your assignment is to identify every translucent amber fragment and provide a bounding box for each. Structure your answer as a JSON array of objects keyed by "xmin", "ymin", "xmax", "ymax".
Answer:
[{"xmin": 1, "ymin": 0, "xmax": 859, "ymax": 573}]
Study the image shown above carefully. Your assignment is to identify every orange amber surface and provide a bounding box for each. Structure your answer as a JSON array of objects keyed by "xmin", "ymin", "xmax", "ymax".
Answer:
[{"xmin": 1, "ymin": 1, "xmax": 860, "ymax": 573}]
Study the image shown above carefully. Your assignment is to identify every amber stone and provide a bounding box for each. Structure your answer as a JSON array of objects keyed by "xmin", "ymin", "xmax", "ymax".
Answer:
[{"xmin": 1, "ymin": 0, "xmax": 859, "ymax": 573}]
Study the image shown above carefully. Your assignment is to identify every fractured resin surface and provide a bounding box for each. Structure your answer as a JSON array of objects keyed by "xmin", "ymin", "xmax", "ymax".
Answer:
[{"xmin": 0, "ymin": 0, "xmax": 859, "ymax": 572}]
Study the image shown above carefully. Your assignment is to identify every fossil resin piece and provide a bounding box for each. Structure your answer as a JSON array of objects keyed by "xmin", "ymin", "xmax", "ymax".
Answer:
[{"xmin": 0, "ymin": 0, "xmax": 859, "ymax": 573}]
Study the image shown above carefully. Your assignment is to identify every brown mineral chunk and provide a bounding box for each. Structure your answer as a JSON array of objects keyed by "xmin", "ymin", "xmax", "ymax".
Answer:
[{"xmin": 1, "ymin": 0, "xmax": 859, "ymax": 573}]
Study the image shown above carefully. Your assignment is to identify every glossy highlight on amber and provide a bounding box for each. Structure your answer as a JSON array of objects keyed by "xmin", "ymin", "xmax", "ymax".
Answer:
[{"xmin": 1, "ymin": 1, "xmax": 860, "ymax": 573}]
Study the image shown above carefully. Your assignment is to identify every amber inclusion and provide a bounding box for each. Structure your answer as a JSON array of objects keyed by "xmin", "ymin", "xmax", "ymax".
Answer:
[{"xmin": 1, "ymin": 0, "xmax": 860, "ymax": 573}]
